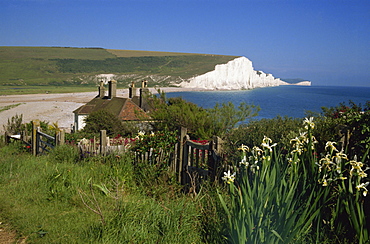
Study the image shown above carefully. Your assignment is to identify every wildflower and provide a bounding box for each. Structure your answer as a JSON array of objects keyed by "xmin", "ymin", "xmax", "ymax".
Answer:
[
  {"xmin": 291, "ymin": 145, "xmax": 303, "ymax": 155},
  {"xmin": 262, "ymin": 136, "xmax": 272, "ymax": 145},
  {"xmin": 355, "ymin": 182, "xmax": 369, "ymax": 197},
  {"xmin": 350, "ymin": 159, "xmax": 364, "ymax": 176},
  {"xmin": 320, "ymin": 175, "xmax": 332, "ymax": 186},
  {"xmin": 290, "ymin": 137, "xmax": 301, "ymax": 145},
  {"xmin": 262, "ymin": 155, "xmax": 271, "ymax": 161},
  {"xmin": 319, "ymin": 154, "xmax": 335, "ymax": 171},
  {"xmin": 261, "ymin": 142, "xmax": 277, "ymax": 152},
  {"xmin": 222, "ymin": 170, "xmax": 236, "ymax": 184},
  {"xmin": 261, "ymin": 136, "xmax": 277, "ymax": 152},
  {"xmin": 138, "ymin": 131, "xmax": 145, "ymax": 137},
  {"xmin": 310, "ymin": 136, "xmax": 318, "ymax": 150},
  {"xmin": 358, "ymin": 171, "xmax": 367, "ymax": 178},
  {"xmin": 325, "ymin": 141, "xmax": 338, "ymax": 152},
  {"xmin": 322, "ymin": 179, "xmax": 328, "ymax": 186},
  {"xmin": 303, "ymin": 117, "xmax": 315, "ymax": 130},
  {"xmin": 299, "ymin": 131, "xmax": 308, "ymax": 139},
  {"xmin": 150, "ymin": 131, "xmax": 155, "ymax": 137},
  {"xmin": 315, "ymin": 162, "xmax": 323, "ymax": 172},
  {"xmin": 333, "ymin": 151, "xmax": 348, "ymax": 165},
  {"xmin": 250, "ymin": 163, "xmax": 260, "ymax": 173},
  {"xmin": 252, "ymin": 146, "xmax": 263, "ymax": 155},
  {"xmin": 239, "ymin": 155, "xmax": 249, "ymax": 167},
  {"xmin": 238, "ymin": 144, "xmax": 249, "ymax": 152}
]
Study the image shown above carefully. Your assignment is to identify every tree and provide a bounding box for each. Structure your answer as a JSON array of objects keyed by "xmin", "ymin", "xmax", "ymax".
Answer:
[
  {"xmin": 149, "ymin": 90, "xmax": 260, "ymax": 139},
  {"xmin": 207, "ymin": 102, "xmax": 260, "ymax": 137}
]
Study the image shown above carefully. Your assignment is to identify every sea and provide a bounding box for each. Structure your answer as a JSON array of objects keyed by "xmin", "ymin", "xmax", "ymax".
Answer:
[{"xmin": 165, "ymin": 86, "xmax": 370, "ymax": 120}]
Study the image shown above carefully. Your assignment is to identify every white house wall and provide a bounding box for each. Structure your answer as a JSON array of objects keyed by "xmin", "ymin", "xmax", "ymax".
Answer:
[{"xmin": 75, "ymin": 114, "xmax": 87, "ymax": 131}]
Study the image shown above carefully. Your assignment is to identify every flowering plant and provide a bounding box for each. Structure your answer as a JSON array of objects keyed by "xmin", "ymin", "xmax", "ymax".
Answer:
[
  {"xmin": 132, "ymin": 129, "xmax": 178, "ymax": 165},
  {"xmin": 218, "ymin": 117, "xmax": 369, "ymax": 243}
]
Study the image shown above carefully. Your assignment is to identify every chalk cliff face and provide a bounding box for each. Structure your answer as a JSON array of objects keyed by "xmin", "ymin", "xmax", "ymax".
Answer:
[{"xmin": 180, "ymin": 56, "xmax": 286, "ymax": 89}]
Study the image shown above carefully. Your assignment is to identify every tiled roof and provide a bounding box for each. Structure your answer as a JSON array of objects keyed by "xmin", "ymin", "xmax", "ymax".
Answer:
[
  {"xmin": 73, "ymin": 96, "xmax": 151, "ymax": 121},
  {"xmin": 119, "ymin": 100, "xmax": 151, "ymax": 121}
]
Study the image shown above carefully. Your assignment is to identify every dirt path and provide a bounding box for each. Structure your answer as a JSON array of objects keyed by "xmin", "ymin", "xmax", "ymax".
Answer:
[{"xmin": 0, "ymin": 219, "xmax": 26, "ymax": 244}]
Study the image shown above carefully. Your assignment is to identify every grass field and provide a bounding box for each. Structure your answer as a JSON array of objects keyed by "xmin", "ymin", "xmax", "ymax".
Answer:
[
  {"xmin": 0, "ymin": 46, "xmax": 115, "ymax": 59},
  {"xmin": 0, "ymin": 46, "xmax": 238, "ymax": 92},
  {"xmin": 107, "ymin": 49, "xmax": 205, "ymax": 57}
]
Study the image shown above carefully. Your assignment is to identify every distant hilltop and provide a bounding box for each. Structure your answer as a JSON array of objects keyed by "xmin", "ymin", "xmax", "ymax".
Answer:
[
  {"xmin": 0, "ymin": 46, "xmax": 310, "ymax": 90},
  {"xmin": 180, "ymin": 57, "xmax": 311, "ymax": 89}
]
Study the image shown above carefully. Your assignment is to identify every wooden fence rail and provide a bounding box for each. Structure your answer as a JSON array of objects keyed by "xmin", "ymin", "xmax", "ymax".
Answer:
[
  {"xmin": 5, "ymin": 120, "xmax": 64, "ymax": 156},
  {"xmin": 5, "ymin": 124, "xmax": 224, "ymax": 188},
  {"xmin": 78, "ymin": 128, "xmax": 224, "ymax": 187}
]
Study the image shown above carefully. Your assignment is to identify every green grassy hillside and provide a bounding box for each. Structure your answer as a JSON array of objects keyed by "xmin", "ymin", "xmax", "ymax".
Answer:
[{"xmin": 0, "ymin": 46, "xmax": 237, "ymax": 94}]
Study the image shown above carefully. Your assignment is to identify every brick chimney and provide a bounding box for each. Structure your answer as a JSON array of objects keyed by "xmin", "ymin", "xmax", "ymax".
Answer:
[
  {"xmin": 141, "ymin": 80, "xmax": 147, "ymax": 88},
  {"xmin": 108, "ymin": 80, "xmax": 117, "ymax": 99},
  {"xmin": 98, "ymin": 80, "xmax": 105, "ymax": 98},
  {"xmin": 140, "ymin": 80, "xmax": 149, "ymax": 111},
  {"xmin": 129, "ymin": 81, "xmax": 137, "ymax": 99}
]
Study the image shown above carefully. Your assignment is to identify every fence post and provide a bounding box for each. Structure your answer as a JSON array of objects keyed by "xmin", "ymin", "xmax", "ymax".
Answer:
[
  {"xmin": 55, "ymin": 130, "xmax": 65, "ymax": 146},
  {"xmin": 4, "ymin": 132, "xmax": 9, "ymax": 145},
  {"xmin": 209, "ymin": 136, "xmax": 223, "ymax": 182},
  {"xmin": 100, "ymin": 130, "xmax": 107, "ymax": 156},
  {"xmin": 178, "ymin": 127, "xmax": 187, "ymax": 183},
  {"xmin": 182, "ymin": 135, "xmax": 191, "ymax": 185},
  {"xmin": 32, "ymin": 120, "xmax": 40, "ymax": 156},
  {"xmin": 21, "ymin": 131, "xmax": 26, "ymax": 143}
]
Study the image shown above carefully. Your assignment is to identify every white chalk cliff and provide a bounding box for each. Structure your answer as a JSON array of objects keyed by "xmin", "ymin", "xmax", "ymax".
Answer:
[{"xmin": 180, "ymin": 56, "xmax": 307, "ymax": 89}]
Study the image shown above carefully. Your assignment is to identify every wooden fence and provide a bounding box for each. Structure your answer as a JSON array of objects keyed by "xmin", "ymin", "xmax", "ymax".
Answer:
[
  {"xmin": 5, "ymin": 123, "xmax": 224, "ymax": 188},
  {"xmin": 78, "ymin": 128, "xmax": 224, "ymax": 187},
  {"xmin": 131, "ymin": 127, "xmax": 224, "ymax": 188},
  {"xmin": 77, "ymin": 130, "xmax": 130, "ymax": 158},
  {"xmin": 5, "ymin": 120, "xmax": 65, "ymax": 156},
  {"xmin": 179, "ymin": 128, "xmax": 224, "ymax": 190}
]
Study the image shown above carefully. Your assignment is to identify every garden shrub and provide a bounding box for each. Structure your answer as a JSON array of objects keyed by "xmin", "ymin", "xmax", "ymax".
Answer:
[{"xmin": 83, "ymin": 110, "xmax": 128, "ymax": 136}]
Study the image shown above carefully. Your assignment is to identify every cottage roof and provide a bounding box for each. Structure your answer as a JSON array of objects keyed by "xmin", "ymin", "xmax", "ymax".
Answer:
[{"xmin": 73, "ymin": 96, "xmax": 150, "ymax": 121}]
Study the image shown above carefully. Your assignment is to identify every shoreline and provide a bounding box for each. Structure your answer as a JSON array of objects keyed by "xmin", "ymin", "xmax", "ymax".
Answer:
[{"xmin": 0, "ymin": 87, "xmax": 214, "ymax": 133}]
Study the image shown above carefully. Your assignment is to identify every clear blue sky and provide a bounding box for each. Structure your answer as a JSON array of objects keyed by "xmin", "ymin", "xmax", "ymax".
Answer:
[{"xmin": 1, "ymin": 0, "xmax": 369, "ymax": 87}]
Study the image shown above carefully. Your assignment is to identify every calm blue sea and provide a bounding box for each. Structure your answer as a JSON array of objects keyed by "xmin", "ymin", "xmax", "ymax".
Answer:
[{"xmin": 166, "ymin": 86, "xmax": 370, "ymax": 120}]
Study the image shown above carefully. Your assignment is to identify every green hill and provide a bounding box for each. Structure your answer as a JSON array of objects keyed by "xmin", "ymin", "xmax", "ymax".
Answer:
[{"xmin": 0, "ymin": 46, "xmax": 237, "ymax": 94}]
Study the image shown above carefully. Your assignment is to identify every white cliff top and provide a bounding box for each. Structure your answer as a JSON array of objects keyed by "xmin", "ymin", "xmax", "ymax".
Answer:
[{"xmin": 180, "ymin": 56, "xmax": 308, "ymax": 90}]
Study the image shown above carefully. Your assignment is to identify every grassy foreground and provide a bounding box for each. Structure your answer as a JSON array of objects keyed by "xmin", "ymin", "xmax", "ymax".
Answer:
[
  {"xmin": 0, "ymin": 142, "xmax": 223, "ymax": 243},
  {"xmin": 1, "ymin": 101, "xmax": 369, "ymax": 243}
]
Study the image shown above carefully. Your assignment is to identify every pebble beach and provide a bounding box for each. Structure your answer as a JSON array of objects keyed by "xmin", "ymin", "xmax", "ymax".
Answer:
[{"xmin": 0, "ymin": 87, "xmax": 212, "ymax": 133}]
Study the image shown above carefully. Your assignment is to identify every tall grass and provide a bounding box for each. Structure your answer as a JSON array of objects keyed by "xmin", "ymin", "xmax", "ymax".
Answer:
[{"xmin": 0, "ymin": 142, "xmax": 209, "ymax": 243}]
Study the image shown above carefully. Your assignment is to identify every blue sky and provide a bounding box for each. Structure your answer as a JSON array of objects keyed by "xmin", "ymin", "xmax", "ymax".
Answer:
[{"xmin": 1, "ymin": 0, "xmax": 369, "ymax": 86}]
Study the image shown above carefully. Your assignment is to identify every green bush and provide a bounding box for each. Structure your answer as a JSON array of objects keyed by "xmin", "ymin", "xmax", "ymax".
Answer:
[
  {"xmin": 225, "ymin": 116, "xmax": 302, "ymax": 163},
  {"xmin": 149, "ymin": 91, "xmax": 259, "ymax": 139},
  {"xmin": 83, "ymin": 110, "xmax": 128, "ymax": 136}
]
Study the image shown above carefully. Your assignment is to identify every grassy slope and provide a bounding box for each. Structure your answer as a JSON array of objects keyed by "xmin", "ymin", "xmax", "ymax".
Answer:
[{"xmin": 0, "ymin": 46, "xmax": 238, "ymax": 95}]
